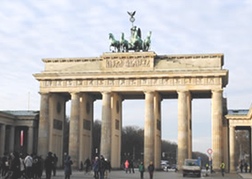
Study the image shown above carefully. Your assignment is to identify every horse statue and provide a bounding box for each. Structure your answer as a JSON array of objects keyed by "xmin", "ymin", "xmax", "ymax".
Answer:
[
  {"xmin": 143, "ymin": 31, "xmax": 152, "ymax": 51},
  {"xmin": 129, "ymin": 27, "xmax": 143, "ymax": 52},
  {"xmin": 109, "ymin": 33, "xmax": 120, "ymax": 52},
  {"xmin": 120, "ymin": 32, "xmax": 129, "ymax": 52}
]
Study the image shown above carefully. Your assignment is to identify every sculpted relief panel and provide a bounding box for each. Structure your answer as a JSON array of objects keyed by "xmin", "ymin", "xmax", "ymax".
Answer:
[
  {"xmin": 106, "ymin": 58, "xmax": 151, "ymax": 68},
  {"xmin": 41, "ymin": 77, "xmax": 221, "ymax": 89}
]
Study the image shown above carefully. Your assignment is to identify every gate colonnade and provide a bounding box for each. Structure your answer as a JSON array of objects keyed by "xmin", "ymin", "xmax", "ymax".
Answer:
[
  {"xmin": 226, "ymin": 107, "xmax": 252, "ymax": 172},
  {"xmin": 34, "ymin": 51, "xmax": 228, "ymax": 170},
  {"xmin": 0, "ymin": 111, "xmax": 39, "ymax": 156}
]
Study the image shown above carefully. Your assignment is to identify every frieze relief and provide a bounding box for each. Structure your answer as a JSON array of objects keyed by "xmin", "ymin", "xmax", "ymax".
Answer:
[{"xmin": 42, "ymin": 77, "xmax": 221, "ymax": 88}]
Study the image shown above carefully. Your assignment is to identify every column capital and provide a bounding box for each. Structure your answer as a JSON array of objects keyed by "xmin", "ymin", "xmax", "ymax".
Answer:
[
  {"xmin": 144, "ymin": 90, "xmax": 155, "ymax": 95},
  {"xmin": 211, "ymin": 89, "xmax": 223, "ymax": 93},
  {"xmin": 177, "ymin": 90, "xmax": 190, "ymax": 94},
  {"xmin": 101, "ymin": 91, "xmax": 112, "ymax": 95},
  {"xmin": 70, "ymin": 91, "xmax": 80, "ymax": 95},
  {"xmin": 39, "ymin": 92, "xmax": 50, "ymax": 96}
]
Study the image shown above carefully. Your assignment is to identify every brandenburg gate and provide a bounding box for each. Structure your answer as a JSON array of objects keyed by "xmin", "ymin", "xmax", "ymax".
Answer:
[{"xmin": 33, "ymin": 51, "xmax": 229, "ymax": 170}]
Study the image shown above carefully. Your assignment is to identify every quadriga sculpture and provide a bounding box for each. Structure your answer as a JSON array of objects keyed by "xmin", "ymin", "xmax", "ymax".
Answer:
[
  {"xmin": 109, "ymin": 33, "xmax": 120, "ymax": 52},
  {"xmin": 143, "ymin": 31, "xmax": 152, "ymax": 51},
  {"xmin": 120, "ymin": 32, "xmax": 129, "ymax": 52}
]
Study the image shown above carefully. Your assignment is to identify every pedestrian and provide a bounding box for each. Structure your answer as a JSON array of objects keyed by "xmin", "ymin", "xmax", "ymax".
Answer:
[
  {"xmin": 147, "ymin": 161, "xmax": 154, "ymax": 179},
  {"xmin": 24, "ymin": 153, "xmax": 33, "ymax": 178},
  {"xmin": 244, "ymin": 162, "xmax": 248, "ymax": 173},
  {"xmin": 104, "ymin": 158, "xmax": 111, "ymax": 179},
  {"xmin": 205, "ymin": 163, "xmax": 209, "ymax": 172},
  {"xmin": 19, "ymin": 153, "xmax": 28, "ymax": 179},
  {"xmin": 52, "ymin": 153, "xmax": 58, "ymax": 176},
  {"xmin": 84, "ymin": 158, "xmax": 91, "ymax": 174},
  {"xmin": 93, "ymin": 156, "xmax": 100, "ymax": 179},
  {"xmin": 138, "ymin": 162, "xmax": 144, "ymax": 179},
  {"xmin": 44, "ymin": 152, "xmax": 54, "ymax": 179},
  {"xmin": 99, "ymin": 155, "xmax": 106, "ymax": 179},
  {"xmin": 124, "ymin": 160, "xmax": 129, "ymax": 173},
  {"xmin": 64, "ymin": 155, "xmax": 73, "ymax": 179},
  {"xmin": 9, "ymin": 151, "xmax": 21, "ymax": 179},
  {"xmin": 220, "ymin": 161, "xmax": 225, "ymax": 177},
  {"xmin": 240, "ymin": 162, "xmax": 243, "ymax": 173},
  {"xmin": 1, "ymin": 153, "xmax": 9, "ymax": 177},
  {"xmin": 34, "ymin": 155, "xmax": 44, "ymax": 179},
  {"xmin": 129, "ymin": 159, "xmax": 135, "ymax": 173}
]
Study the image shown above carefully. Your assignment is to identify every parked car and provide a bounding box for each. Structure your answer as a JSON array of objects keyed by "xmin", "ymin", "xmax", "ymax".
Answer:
[{"xmin": 161, "ymin": 160, "xmax": 170, "ymax": 172}]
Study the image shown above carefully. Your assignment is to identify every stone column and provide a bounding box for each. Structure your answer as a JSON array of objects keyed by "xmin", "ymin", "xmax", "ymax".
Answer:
[
  {"xmin": 27, "ymin": 126, "xmax": 34, "ymax": 154},
  {"xmin": 110, "ymin": 93, "xmax": 122, "ymax": 168},
  {"xmin": 38, "ymin": 93, "xmax": 50, "ymax": 157},
  {"xmin": 211, "ymin": 89, "xmax": 223, "ymax": 170},
  {"xmin": 229, "ymin": 126, "xmax": 236, "ymax": 172},
  {"xmin": 0, "ymin": 124, "xmax": 6, "ymax": 156},
  {"xmin": 177, "ymin": 90, "xmax": 189, "ymax": 170},
  {"xmin": 250, "ymin": 127, "xmax": 252, "ymax": 173},
  {"xmin": 9, "ymin": 126, "xmax": 15, "ymax": 152},
  {"xmin": 144, "ymin": 91, "xmax": 155, "ymax": 168},
  {"xmin": 154, "ymin": 92, "xmax": 161, "ymax": 169},
  {"xmin": 69, "ymin": 92, "xmax": 80, "ymax": 168},
  {"xmin": 187, "ymin": 92, "xmax": 192, "ymax": 159},
  {"xmin": 100, "ymin": 92, "xmax": 112, "ymax": 160}
]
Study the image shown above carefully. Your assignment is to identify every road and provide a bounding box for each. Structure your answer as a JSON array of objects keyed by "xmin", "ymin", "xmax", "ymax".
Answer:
[{"xmin": 51, "ymin": 169, "xmax": 245, "ymax": 179}]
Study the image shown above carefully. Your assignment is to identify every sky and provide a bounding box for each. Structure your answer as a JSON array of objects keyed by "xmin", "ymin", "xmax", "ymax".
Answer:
[{"xmin": 0, "ymin": 0, "xmax": 252, "ymax": 154}]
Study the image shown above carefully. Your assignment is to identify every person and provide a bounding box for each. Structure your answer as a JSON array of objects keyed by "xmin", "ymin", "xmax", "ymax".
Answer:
[
  {"xmin": 93, "ymin": 156, "xmax": 100, "ymax": 179},
  {"xmin": 24, "ymin": 153, "xmax": 33, "ymax": 178},
  {"xmin": 19, "ymin": 153, "xmax": 28, "ymax": 179},
  {"xmin": 205, "ymin": 163, "xmax": 209, "ymax": 172},
  {"xmin": 84, "ymin": 158, "xmax": 91, "ymax": 174},
  {"xmin": 205, "ymin": 163, "xmax": 209, "ymax": 175},
  {"xmin": 64, "ymin": 155, "xmax": 73, "ymax": 179},
  {"xmin": 220, "ymin": 161, "xmax": 225, "ymax": 177},
  {"xmin": 33, "ymin": 155, "xmax": 43, "ymax": 179},
  {"xmin": 138, "ymin": 162, "xmax": 144, "ymax": 179},
  {"xmin": 147, "ymin": 161, "xmax": 154, "ymax": 179},
  {"xmin": 124, "ymin": 160, "xmax": 129, "ymax": 173},
  {"xmin": 104, "ymin": 158, "xmax": 111, "ymax": 179},
  {"xmin": 52, "ymin": 153, "xmax": 58, "ymax": 176},
  {"xmin": 44, "ymin": 152, "xmax": 54, "ymax": 179},
  {"xmin": 244, "ymin": 162, "xmax": 248, "ymax": 173},
  {"xmin": 9, "ymin": 151, "xmax": 20, "ymax": 179},
  {"xmin": 129, "ymin": 159, "xmax": 135, "ymax": 173},
  {"xmin": 240, "ymin": 162, "xmax": 243, "ymax": 173},
  {"xmin": 1, "ymin": 153, "xmax": 9, "ymax": 177},
  {"xmin": 99, "ymin": 155, "xmax": 106, "ymax": 179},
  {"xmin": 63, "ymin": 152, "xmax": 68, "ymax": 169}
]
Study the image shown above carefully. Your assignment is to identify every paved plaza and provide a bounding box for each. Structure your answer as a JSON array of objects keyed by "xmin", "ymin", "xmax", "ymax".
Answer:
[{"xmin": 48, "ymin": 169, "xmax": 252, "ymax": 179}]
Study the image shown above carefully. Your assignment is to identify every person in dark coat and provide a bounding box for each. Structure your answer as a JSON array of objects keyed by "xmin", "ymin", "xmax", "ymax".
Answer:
[
  {"xmin": 33, "ymin": 155, "xmax": 43, "ymax": 179},
  {"xmin": 99, "ymin": 155, "xmax": 106, "ymax": 179},
  {"xmin": 84, "ymin": 158, "xmax": 91, "ymax": 173},
  {"xmin": 52, "ymin": 153, "xmax": 58, "ymax": 176},
  {"xmin": 64, "ymin": 156, "xmax": 73, "ymax": 179},
  {"xmin": 147, "ymin": 161, "xmax": 154, "ymax": 179},
  {"xmin": 10, "ymin": 151, "xmax": 21, "ymax": 179},
  {"xmin": 44, "ymin": 152, "xmax": 54, "ymax": 179}
]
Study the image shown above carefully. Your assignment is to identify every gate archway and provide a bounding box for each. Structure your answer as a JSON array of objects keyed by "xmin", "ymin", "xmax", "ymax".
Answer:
[{"xmin": 34, "ymin": 52, "xmax": 228, "ymax": 170}]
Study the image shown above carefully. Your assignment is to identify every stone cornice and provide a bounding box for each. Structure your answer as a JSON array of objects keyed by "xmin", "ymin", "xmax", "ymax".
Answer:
[
  {"xmin": 42, "ymin": 57, "xmax": 101, "ymax": 63},
  {"xmin": 156, "ymin": 53, "xmax": 223, "ymax": 60},
  {"xmin": 34, "ymin": 69, "xmax": 228, "ymax": 78}
]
